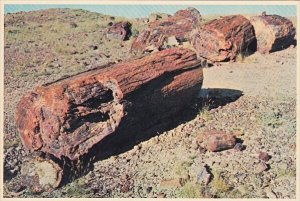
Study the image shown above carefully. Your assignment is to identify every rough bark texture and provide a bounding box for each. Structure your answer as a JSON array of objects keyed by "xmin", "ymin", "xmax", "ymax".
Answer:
[
  {"xmin": 106, "ymin": 21, "xmax": 131, "ymax": 41},
  {"xmin": 190, "ymin": 15, "xmax": 257, "ymax": 62},
  {"xmin": 16, "ymin": 48, "xmax": 203, "ymax": 160},
  {"xmin": 250, "ymin": 14, "xmax": 296, "ymax": 53},
  {"xmin": 131, "ymin": 7, "xmax": 201, "ymax": 52}
]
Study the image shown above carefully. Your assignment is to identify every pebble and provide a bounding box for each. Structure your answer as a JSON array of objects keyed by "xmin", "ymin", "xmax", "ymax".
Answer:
[
  {"xmin": 259, "ymin": 152, "xmax": 271, "ymax": 162},
  {"xmin": 157, "ymin": 192, "xmax": 166, "ymax": 198},
  {"xmin": 256, "ymin": 161, "xmax": 269, "ymax": 173},
  {"xmin": 234, "ymin": 143, "xmax": 245, "ymax": 151},
  {"xmin": 196, "ymin": 165, "xmax": 211, "ymax": 185}
]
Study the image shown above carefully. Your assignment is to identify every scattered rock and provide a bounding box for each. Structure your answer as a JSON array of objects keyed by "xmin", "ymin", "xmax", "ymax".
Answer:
[
  {"xmin": 259, "ymin": 152, "xmax": 271, "ymax": 162},
  {"xmin": 146, "ymin": 186, "xmax": 152, "ymax": 193},
  {"xmin": 157, "ymin": 192, "xmax": 166, "ymax": 198},
  {"xmin": 234, "ymin": 143, "xmax": 245, "ymax": 151},
  {"xmin": 197, "ymin": 130, "xmax": 236, "ymax": 152},
  {"xmin": 196, "ymin": 165, "xmax": 211, "ymax": 185},
  {"xmin": 256, "ymin": 161, "xmax": 269, "ymax": 173},
  {"xmin": 106, "ymin": 21, "xmax": 132, "ymax": 41},
  {"xmin": 70, "ymin": 22, "xmax": 78, "ymax": 28}
]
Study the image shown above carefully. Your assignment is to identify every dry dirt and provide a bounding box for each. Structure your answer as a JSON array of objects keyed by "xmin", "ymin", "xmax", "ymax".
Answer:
[{"xmin": 3, "ymin": 8, "xmax": 297, "ymax": 198}]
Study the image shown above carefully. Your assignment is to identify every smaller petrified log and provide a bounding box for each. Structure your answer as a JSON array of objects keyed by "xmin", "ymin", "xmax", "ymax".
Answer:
[
  {"xmin": 106, "ymin": 21, "xmax": 132, "ymax": 41},
  {"xmin": 131, "ymin": 7, "xmax": 201, "ymax": 52},
  {"xmin": 190, "ymin": 15, "xmax": 256, "ymax": 62},
  {"xmin": 174, "ymin": 7, "xmax": 201, "ymax": 24},
  {"xmin": 250, "ymin": 14, "xmax": 296, "ymax": 53}
]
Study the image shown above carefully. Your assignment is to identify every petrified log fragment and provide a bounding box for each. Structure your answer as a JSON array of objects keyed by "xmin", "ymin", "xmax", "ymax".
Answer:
[
  {"xmin": 131, "ymin": 7, "xmax": 201, "ymax": 52},
  {"xmin": 20, "ymin": 156, "xmax": 63, "ymax": 192},
  {"xmin": 16, "ymin": 48, "xmax": 203, "ymax": 161},
  {"xmin": 190, "ymin": 15, "xmax": 256, "ymax": 62},
  {"xmin": 197, "ymin": 130, "xmax": 236, "ymax": 152},
  {"xmin": 174, "ymin": 7, "xmax": 201, "ymax": 24},
  {"xmin": 106, "ymin": 21, "xmax": 131, "ymax": 41},
  {"xmin": 250, "ymin": 14, "xmax": 296, "ymax": 53}
]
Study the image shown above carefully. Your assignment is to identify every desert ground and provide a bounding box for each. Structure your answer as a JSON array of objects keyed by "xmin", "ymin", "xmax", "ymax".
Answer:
[{"xmin": 3, "ymin": 8, "xmax": 297, "ymax": 198}]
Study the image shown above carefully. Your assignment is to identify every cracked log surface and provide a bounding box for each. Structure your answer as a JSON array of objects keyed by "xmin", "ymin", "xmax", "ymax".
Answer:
[
  {"xmin": 190, "ymin": 15, "xmax": 256, "ymax": 62},
  {"xmin": 250, "ymin": 14, "xmax": 296, "ymax": 53},
  {"xmin": 131, "ymin": 7, "xmax": 201, "ymax": 52},
  {"xmin": 16, "ymin": 48, "xmax": 203, "ymax": 161}
]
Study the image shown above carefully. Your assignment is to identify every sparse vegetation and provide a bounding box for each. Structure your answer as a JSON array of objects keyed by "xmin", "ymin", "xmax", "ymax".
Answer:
[{"xmin": 178, "ymin": 182, "xmax": 202, "ymax": 198}]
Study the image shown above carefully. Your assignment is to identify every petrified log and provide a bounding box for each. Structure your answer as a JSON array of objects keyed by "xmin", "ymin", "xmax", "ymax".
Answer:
[
  {"xmin": 250, "ymin": 14, "xmax": 296, "ymax": 53},
  {"xmin": 106, "ymin": 21, "xmax": 131, "ymax": 41},
  {"xmin": 131, "ymin": 7, "xmax": 201, "ymax": 52},
  {"xmin": 190, "ymin": 15, "xmax": 257, "ymax": 62},
  {"xmin": 16, "ymin": 48, "xmax": 203, "ymax": 161}
]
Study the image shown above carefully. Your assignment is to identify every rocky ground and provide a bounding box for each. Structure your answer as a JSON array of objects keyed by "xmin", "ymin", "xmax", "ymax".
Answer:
[{"xmin": 3, "ymin": 8, "xmax": 297, "ymax": 198}]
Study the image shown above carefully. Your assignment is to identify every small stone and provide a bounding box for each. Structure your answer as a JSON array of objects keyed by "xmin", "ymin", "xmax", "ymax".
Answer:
[
  {"xmin": 157, "ymin": 192, "xmax": 166, "ymax": 198},
  {"xmin": 256, "ymin": 161, "xmax": 268, "ymax": 173},
  {"xmin": 198, "ymin": 146, "xmax": 207, "ymax": 154},
  {"xmin": 70, "ymin": 22, "xmax": 78, "ymax": 28},
  {"xmin": 234, "ymin": 143, "xmax": 245, "ymax": 151},
  {"xmin": 106, "ymin": 21, "xmax": 131, "ymax": 41},
  {"xmin": 196, "ymin": 165, "xmax": 211, "ymax": 185},
  {"xmin": 259, "ymin": 152, "xmax": 271, "ymax": 162},
  {"xmin": 200, "ymin": 130, "xmax": 236, "ymax": 152},
  {"xmin": 146, "ymin": 186, "xmax": 153, "ymax": 193}
]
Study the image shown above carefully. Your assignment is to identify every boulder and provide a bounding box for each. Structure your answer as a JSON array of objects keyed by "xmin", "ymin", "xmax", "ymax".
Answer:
[
  {"xmin": 106, "ymin": 21, "xmax": 131, "ymax": 41},
  {"xmin": 16, "ymin": 48, "xmax": 203, "ymax": 161},
  {"xmin": 131, "ymin": 7, "xmax": 201, "ymax": 52},
  {"xmin": 250, "ymin": 14, "xmax": 296, "ymax": 53},
  {"xmin": 197, "ymin": 130, "xmax": 236, "ymax": 152},
  {"xmin": 190, "ymin": 15, "xmax": 257, "ymax": 62}
]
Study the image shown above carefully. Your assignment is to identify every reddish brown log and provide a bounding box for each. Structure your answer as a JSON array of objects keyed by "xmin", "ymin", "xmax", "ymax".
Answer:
[
  {"xmin": 106, "ymin": 21, "xmax": 132, "ymax": 41},
  {"xmin": 190, "ymin": 15, "xmax": 256, "ymax": 62},
  {"xmin": 16, "ymin": 48, "xmax": 203, "ymax": 160},
  {"xmin": 131, "ymin": 7, "xmax": 201, "ymax": 52},
  {"xmin": 250, "ymin": 14, "xmax": 296, "ymax": 53}
]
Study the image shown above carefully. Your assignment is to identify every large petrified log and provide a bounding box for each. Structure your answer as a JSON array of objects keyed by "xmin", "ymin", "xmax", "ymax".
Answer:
[
  {"xmin": 250, "ymin": 14, "xmax": 296, "ymax": 53},
  {"xmin": 131, "ymin": 7, "xmax": 201, "ymax": 52},
  {"xmin": 190, "ymin": 15, "xmax": 257, "ymax": 62},
  {"xmin": 16, "ymin": 48, "xmax": 203, "ymax": 161}
]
